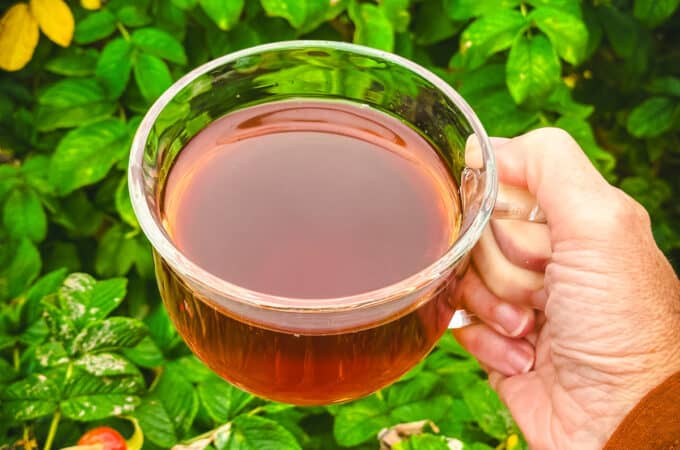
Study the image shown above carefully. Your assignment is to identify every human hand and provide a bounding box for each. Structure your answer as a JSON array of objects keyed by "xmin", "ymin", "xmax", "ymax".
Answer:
[{"xmin": 455, "ymin": 128, "xmax": 680, "ymax": 450}]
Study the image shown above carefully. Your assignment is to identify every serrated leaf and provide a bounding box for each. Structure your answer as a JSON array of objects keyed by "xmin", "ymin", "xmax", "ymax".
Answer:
[
  {"xmin": 199, "ymin": 0, "xmax": 244, "ymax": 30},
  {"xmin": 462, "ymin": 380, "xmax": 515, "ymax": 440},
  {"xmin": 2, "ymin": 371, "xmax": 61, "ymax": 420},
  {"xmin": 0, "ymin": 238, "xmax": 41, "ymax": 301},
  {"xmin": 153, "ymin": 365, "xmax": 199, "ymax": 436},
  {"xmin": 506, "ymin": 34, "xmax": 561, "ymax": 106},
  {"xmin": 334, "ymin": 395, "xmax": 390, "ymax": 446},
  {"xmin": 36, "ymin": 78, "xmax": 115, "ymax": 132},
  {"xmin": 387, "ymin": 372, "xmax": 440, "ymax": 408},
  {"xmin": 45, "ymin": 48, "xmax": 98, "ymax": 76},
  {"xmin": 444, "ymin": 0, "xmax": 520, "ymax": 21},
  {"xmin": 530, "ymin": 7, "xmax": 588, "ymax": 65},
  {"xmin": 49, "ymin": 119, "xmax": 128, "ymax": 195},
  {"xmin": 96, "ymin": 38, "xmax": 133, "ymax": 99},
  {"xmin": 458, "ymin": 10, "xmax": 526, "ymax": 70},
  {"xmin": 349, "ymin": 0, "xmax": 394, "ymax": 51},
  {"xmin": 61, "ymin": 392, "xmax": 140, "ymax": 421},
  {"xmin": 123, "ymin": 336, "xmax": 165, "ymax": 368},
  {"xmin": 634, "ymin": 0, "xmax": 680, "ymax": 27},
  {"xmin": 3, "ymin": 187, "xmax": 47, "ymax": 243},
  {"xmin": 134, "ymin": 53, "xmax": 173, "ymax": 102},
  {"xmin": 198, "ymin": 374, "xmax": 254, "ymax": 423},
  {"xmin": 215, "ymin": 415, "xmax": 302, "ymax": 450},
  {"xmin": 74, "ymin": 353, "xmax": 139, "ymax": 377},
  {"xmin": 74, "ymin": 9, "xmax": 117, "ymax": 44},
  {"xmin": 0, "ymin": 4, "xmax": 39, "ymax": 72},
  {"xmin": 135, "ymin": 398, "xmax": 178, "ymax": 448},
  {"xmin": 72, "ymin": 317, "xmax": 148, "ymax": 354},
  {"xmin": 35, "ymin": 341, "xmax": 70, "ymax": 367},
  {"xmin": 131, "ymin": 27, "xmax": 187, "ymax": 65},
  {"xmin": 25, "ymin": 269, "xmax": 67, "ymax": 318},
  {"xmin": 627, "ymin": 97, "xmax": 677, "ymax": 138},
  {"xmin": 30, "ymin": 0, "xmax": 74, "ymax": 47}
]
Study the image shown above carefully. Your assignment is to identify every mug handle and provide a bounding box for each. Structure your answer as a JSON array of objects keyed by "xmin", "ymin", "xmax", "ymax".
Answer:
[{"xmin": 449, "ymin": 183, "xmax": 546, "ymax": 328}]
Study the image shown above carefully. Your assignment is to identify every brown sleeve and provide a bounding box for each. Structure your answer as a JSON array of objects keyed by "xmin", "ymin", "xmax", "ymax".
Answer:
[{"xmin": 603, "ymin": 371, "xmax": 680, "ymax": 450}]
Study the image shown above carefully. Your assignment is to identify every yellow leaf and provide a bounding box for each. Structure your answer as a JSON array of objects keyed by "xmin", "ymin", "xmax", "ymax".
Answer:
[
  {"xmin": 0, "ymin": 3, "xmax": 39, "ymax": 71},
  {"xmin": 80, "ymin": 0, "xmax": 101, "ymax": 10},
  {"xmin": 29, "ymin": 0, "xmax": 74, "ymax": 47}
]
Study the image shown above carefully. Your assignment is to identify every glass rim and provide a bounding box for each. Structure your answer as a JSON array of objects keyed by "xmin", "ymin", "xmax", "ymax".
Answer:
[{"xmin": 128, "ymin": 40, "xmax": 497, "ymax": 313}]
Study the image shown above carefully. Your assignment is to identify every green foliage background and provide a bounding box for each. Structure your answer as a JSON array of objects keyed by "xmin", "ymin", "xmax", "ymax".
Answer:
[{"xmin": 0, "ymin": 0, "xmax": 678, "ymax": 448}]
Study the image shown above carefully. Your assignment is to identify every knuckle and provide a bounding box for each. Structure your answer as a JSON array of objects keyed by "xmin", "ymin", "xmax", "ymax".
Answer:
[{"xmin": 608, "ymin": 188, "xmax": 651, "ymax": 229}]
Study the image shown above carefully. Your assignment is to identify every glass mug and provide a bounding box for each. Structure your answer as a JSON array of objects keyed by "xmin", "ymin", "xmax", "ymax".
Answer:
[{"xmin": 129, "ymin": 41, "xmax": 543, "ymax": 405}]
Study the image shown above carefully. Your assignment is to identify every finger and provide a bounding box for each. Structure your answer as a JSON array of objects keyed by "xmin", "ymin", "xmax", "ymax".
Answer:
[
  {"xmin": 465, "ymin": 136, "xmax": 510, "ymax": 169},
  {"xmin": 453, "ymin": 325, "xmax": 535, "ymax": 376},
  {"xmin": 472, "ymin": 227, "xmax": 544, "ymax": 304},
  {"xmin": 488, "ymin": 370, "xmax": 506, "ymax": 391},
  {"xmin": 461, "ymin": 269, "xmax": 534, "ymax": 337},
  {"xmin": 491, "ymin": 219, "xmax": 551, "ymax": 272},
  {"xmin": 469, "ymin": 128, "xmax": 617, "ymax": 242}
]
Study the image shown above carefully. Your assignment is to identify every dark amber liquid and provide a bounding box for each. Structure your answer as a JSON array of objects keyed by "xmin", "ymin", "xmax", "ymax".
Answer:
[{"xmin": 158, "ymin": 100, "xmax": 461, "ymax": 404}]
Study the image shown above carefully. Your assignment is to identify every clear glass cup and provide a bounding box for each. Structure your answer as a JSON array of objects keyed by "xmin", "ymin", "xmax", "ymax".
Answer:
[{"xmin": 128, "ymin": 41, "xmax": 540, "ymax": 405}]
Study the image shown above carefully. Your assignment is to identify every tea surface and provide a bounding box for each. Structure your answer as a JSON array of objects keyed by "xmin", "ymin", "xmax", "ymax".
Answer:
[{"xmin": 162, "ymin": 100, "xmax": 459, "ymax": 299}]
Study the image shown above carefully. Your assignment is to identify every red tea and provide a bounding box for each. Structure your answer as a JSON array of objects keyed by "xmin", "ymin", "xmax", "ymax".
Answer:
[{"xmin": 158, "ymin": 100, "xmax": 461, "ymax": 404}]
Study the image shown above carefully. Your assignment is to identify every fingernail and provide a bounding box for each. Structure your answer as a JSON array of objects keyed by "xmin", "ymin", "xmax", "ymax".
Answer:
[
  {"xmin": 494, "ymin": 303, "xmax": 529, "ymax": 337},
  {"xmin": 508, "ymin": 346, "xmax": 534, "ymax": 374}
]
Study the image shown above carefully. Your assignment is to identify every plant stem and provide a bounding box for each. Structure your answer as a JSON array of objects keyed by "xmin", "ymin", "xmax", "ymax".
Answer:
[
  {"xmin": 117, "ymin": 22, "xmax": 130, "ymax": 41},
  {"xmin": 13, "ymin": 346, "xmax": 20, "ymax": 371},
  {"xmin": 43, "ymin": 410, "xmax": 61, "ymax": 450}
]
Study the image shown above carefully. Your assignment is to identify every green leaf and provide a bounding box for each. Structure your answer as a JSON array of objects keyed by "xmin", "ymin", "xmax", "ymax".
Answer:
[
  {"xmin": 458, "ymin": 10, "xmax": 526, "ymax": 70},
  {"xmin": 527, "ymin": 0, "xmax": 581, "ymax": 18},
  {"xmin": 554, "ymin": 116, "xmax": 616, "ymax": 177},
  {"xmin": 49, "ymin": 119, "xmax": 129, "ymax": 195},
  {"xmin": 598, "ymin": 5, "xmax": 651, "ymax": 75},
  {"xmin": 506, "ymin": 34, "xmax": 561, "ymax": 106},
  {"xmin": 36, "ymin": 78, "xmax": 115, "ymax": 132},
  {"xmin": 349, "ymin": 0, "xmax": 394, "ymax": 52},
  {"xmin": 470, "ymin": 89, "xmax": 539, "ymax": 137},
  {"xmin": 74, "ymin": 353, "xmax": 140, "ymax": 377},
  {"xmin": 146, "ymin": 306, "xmax": 182, "ymax": 354},
  {"xmin": 3, "ymin": 187, "xmax": 47, "ymax": 243},
  {"xmin": 334, "ymin": 395, "xmax": 390, "ymax": 446},
  {"xmin": 214, "ymin": 415, "xmax": 302, "ymax": 450},
  {"xmin": 380, "ymin": 0, "xmax": 410, "ymax": 33},
  {"xmin": 198, "ymin": 374, "xmax": 254, "ymax": 423},
  {"xmin": 131, "ymin": 27, "xmax": 187, "ymax": 65},
  {"xmin": 96, "ymin": 38, "xmax": 133, "ymax": 99},
  {"xmin": 135, "ymin": 398, "xmax": 178, "ymax": 448},
  {"xmin": 0, "ymin": 238, "xmax": 41, "ymax": 301},
  {"xmin": 199, "ymin": 0, "xmax": 244, "ymax": 30},
  {"xmin": 634, "ymin": 0, "xmax": 680, "ymax": 27},
  {"xmin": 627, "ymin": 97, "xmax": 677, "ymax": 138},
  {"xmin": 2, "ymin": 371, "xmax": 61, "ymax": 421},
  {"xmin": 115, "ymin": 175, "xmax": 138, "ymax": 228},
  {"xmin": 172, "ymin": 0, "xmax": 198, "ymax": 10},
  {"xmin": 72, "ymin": 317, "xmax": 148, "ymax": 354},
  {"xmin": 387, "ymin": 372, "xmax": 440, "ymax": 408},
  {"xmin": 35, "ymin": 342, "xmax": 70, "ymax": 368},
  {"xmin": 544, "ymin": 83, "xmax": 594, "ymax": 118},
  {"xmin": 95, "ymin": 224, "xmax": 141, "ymax": 277},
  {"xmin": 412, "ymin": 0, "xmax": 460, "ymax": 45},
  {"xmin": 74, "ymin": 9, "xmax": 118, "ymax": 44},
  {"xmin": 390, "ymin": 395, "xmax": 454, "ymax": 423},
  {"xmin": 620, "ymin": 176, "xmax": 672, "ymax": 213},
  {"xmin": 24, "ymin": 269, "xmax": 67, "ymax": 321},
  {"xmin": 123, "ymin": 336, "xmax": 165, "ymax": 368},
  {"xmin": 115, "ymin": 3, "xmax": 152, "ymax": 27},
  {"xmin": 444, "ymin": 0, "xmax": 520, "ymax": 21},
  {"xmin": 529, "ymin": 7, "xmax": 588, "ymax": 65},
  {"xmin": 0, "ymin": 358, "xmax": 17, "ymax": 383},
  {"xmin": 61, "ymin": 369, "xmax": 142, "ymax": 421},
  {"xmin": 152, "ymin": 365, "xmax": 199, "ymax": 436},
  {"xmin": 462, "ymin": 380, "xmax": 515, "ymax": 440},
  {"xmin": 647, "ymin": 77, "xmax": 680, "ymax": 97},
  {"xmin": 260, "ymin": 0, "xmax": 346, "ymax": 33},
  {"xmin": 167, "ymin": 355, "xmax": 213, "ymax": 383},
  {"xmin": 21, "ymin": 155, "xmax": 53, "ymax": 195},
  {"xmin": 51, "ymin": 191, "xmax": 104, "ymax": 236},
  {"xmin": 393, "ymin": 434, "xmax": 451, "ymax": 450},
  {"xmin": 45, "ymin": 48, "xmax": 99, "ymax": 76},
  {"xmin": 133, "ymin": 53, "xmax": 173, "ymax": 102}
]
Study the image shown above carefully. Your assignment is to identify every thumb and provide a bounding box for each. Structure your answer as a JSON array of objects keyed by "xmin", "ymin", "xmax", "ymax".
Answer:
[{"xmin": 470, "ymin": 128, "xmax": 617, "ymax": 242}]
